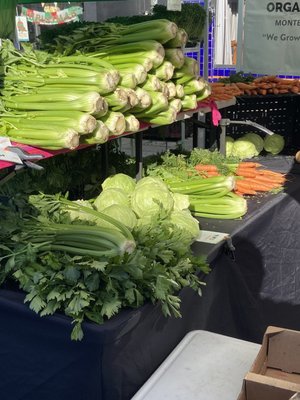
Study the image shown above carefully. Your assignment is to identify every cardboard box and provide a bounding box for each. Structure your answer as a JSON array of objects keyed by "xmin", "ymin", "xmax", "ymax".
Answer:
[{"xmin": 238, "ymin": 326, "xmax": 300, "ymax": 400}]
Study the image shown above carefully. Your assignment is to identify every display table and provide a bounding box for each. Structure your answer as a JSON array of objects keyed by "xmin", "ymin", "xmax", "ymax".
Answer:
[{"xmin": 0, "ymin": 156, "xmax": 300, "ymax": 400}]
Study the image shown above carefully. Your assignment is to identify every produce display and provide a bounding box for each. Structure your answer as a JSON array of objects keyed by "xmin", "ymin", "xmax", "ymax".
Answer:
[
  {"xmin": 0, "ymin": 174, "xmax": 209, "ymax": 340},
  {"xmin": 209, "ymin": 73, "xmax": 300, "ymax": 101},
  {"xmin": 0, "ymin": 135, "xmax": 288, "ymax": 341},
  {"xmin": 0, "ymin": 19, "xmax": 211, "ymax": 150},
  {"xmin": 0, "ymin": 6, "xmax": 292, "ymax": 347},
  {"xmin": 147, "ymin": 149, "xmax": 286, "ymax": 210}
]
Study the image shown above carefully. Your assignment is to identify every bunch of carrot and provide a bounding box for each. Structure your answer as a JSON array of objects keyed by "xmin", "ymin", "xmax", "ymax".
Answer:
[
  {"xmin": 233, "ymin": 162, "xmax": 286, "ymax": 196},
  {"xmin": 194, "ymin": 161, "xmax": 286, "ymax": 196}
]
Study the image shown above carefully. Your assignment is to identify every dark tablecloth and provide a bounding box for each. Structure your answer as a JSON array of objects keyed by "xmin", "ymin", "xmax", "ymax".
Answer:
[{"xmin": 1, "ymin": 156, "xmax": 300, "ymax": 400}]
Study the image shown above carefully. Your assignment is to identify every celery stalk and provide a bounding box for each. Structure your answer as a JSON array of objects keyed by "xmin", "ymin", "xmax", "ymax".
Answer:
[{"xmin": 80, "ymin": 121, "xmax": 109, "ymax": 144}]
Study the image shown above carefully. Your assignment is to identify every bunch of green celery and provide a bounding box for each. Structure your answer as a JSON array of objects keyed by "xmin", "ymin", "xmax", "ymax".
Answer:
[{"xmin": 42, "ymin": 19, "xmax": 179, "ymax": 54}]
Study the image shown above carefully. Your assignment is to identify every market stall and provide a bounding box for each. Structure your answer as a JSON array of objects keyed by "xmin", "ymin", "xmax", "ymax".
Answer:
[{"xmin": 1, "ymin": 2, "xmax": 300, "ymax": 400}]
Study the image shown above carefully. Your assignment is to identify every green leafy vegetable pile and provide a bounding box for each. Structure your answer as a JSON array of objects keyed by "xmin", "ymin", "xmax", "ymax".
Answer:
[{"xmin": 0, "ymin": 176, "xmax": 209, "ymax": 340}]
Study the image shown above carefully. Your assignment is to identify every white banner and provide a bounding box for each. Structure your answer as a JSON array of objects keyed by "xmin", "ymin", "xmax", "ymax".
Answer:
[
  {"xmin": 16, "ymin": 16, "xmax": 29, "ymax": 42},
  {"xmin": 167, "ymin": 0, "xmax": 182, "ymax": 11},
  {"xmin": 242, "ymin": 1, "xmax": 300, "ymax": 75}
]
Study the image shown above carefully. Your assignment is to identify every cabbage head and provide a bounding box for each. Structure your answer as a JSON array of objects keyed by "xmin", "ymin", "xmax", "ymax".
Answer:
[
  {"xmin": 131, "ymin": 177, "xmax": 174, "ymax": 218},
  {"xmin": 102, "ymin": 173, "xmax": 136, "ymax": 196},
  {"xmin": 172, "ymin": 192, "xmax": 190, "ymax": 211},
  {"xmin": 226, "ymin": 136, "xmax": 234, "ymax": 156},
  {"xmin": 264, "ymin": 134, "xmax": 285, "ymax": 155},
  {"xmin": 243, "ymin": 132, "xmax": 264, "ymax": 154},
  {"xmin": 101, "ymin": 204, "xmax": 137, "ymax": 230},
  {"xmin": 94, "ymin": 188, "xmax": 130, "ymax": 211},
  {"xmin": 169, "ymin": 210, "xmax": 200, "ymax": 242},
  {"xmin": 67, "ymin": 200, "xmax": 96, "ymax": 222},
  {"xmin": 231, "ymin": 138, "xmax": 258, "ymax": 159},
  {"xmin": 135, "ymin": 176, "xmax": 169, "ymax": 191}
]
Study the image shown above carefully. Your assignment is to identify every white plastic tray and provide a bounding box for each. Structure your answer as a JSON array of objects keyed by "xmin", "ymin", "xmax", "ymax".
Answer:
[{"xmin": 131, "ymin": 330, "xmax": 260, "ymax": 400}]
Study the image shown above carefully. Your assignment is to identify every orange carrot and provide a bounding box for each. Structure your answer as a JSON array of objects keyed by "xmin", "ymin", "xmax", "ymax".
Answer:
[
  {"xmin": 205, "ymin": 171, "xmax": 221, "ymax": 177},
  {"xmin": 235, "ymin": 169, "xmax": 257, "ymax": 178},
  {"xmin": 258, "ymin": 170, "xmax": 285, "ymax": 177},
  {"xmin": 195, "ymin": 164, "xmax": 218, "ymax": 172},
  {"xmin": 254, "ymin": 176, "xmax": 285, "ymax": 185},
  {"xmin": 245, "ymin": 180, "xmax": 277, "ymax": 191},
  {"xmin": 234, "ymin": 191, "xmax": 244, "ymax": 197},
  {"xmin": 236, "ymin": 178, "xmax": 274, "ymax": 192},
  {"xmin": 235, "ymin": 186, "xmax": 257, "ymax": 195},
  {"xmin": 238, "ymin": 162, "xmax": 261, "ymax": 168}
]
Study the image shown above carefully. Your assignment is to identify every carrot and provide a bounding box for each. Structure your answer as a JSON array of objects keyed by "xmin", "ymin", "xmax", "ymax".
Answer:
[
  {"xmin": 235, "ymin": 185, "xmax": 257, "ymax": 196},
  {"xmin": 258, "ymin": 170, "xmax": 286, "ymax": 178},
  {"xmin": 255, "ymin": 177, "xmax": 285, "ymax": 186},
  {"xmin": 258, "ymin": 170, "xmax": 285, "ymax": 178},
  {"xmin": 276, "ymin": 84, "xmax": 292, "ymax": 90},
  {"xmin": 236, "ymin": 170, "xmax": 257, "ymax": 178},
  {"xmin": 236, "ymin": 82, "xmax": 257, "ymax": 90},
  {"xmin": 260, "ymin": 83, "xmax": 273, "ymax": 90},
  {"xmin": 245, "ymin": 179, "xmax": 277, "ymax": 191},
  {"xmin": 264, "ymin": 75, "xmax": 277, "ymax": 82},
  {"xmin": 238, "ymin": 162, "xmax": 262, "ymax": 168},
  {"xmin": 195, "ymin": 164, "xmax": 218, "ymax": 172},
  {"xmin": 204, "ymin": 171, "xmax": 221, "ymax": 177},
  {"xmin": 212, "ymin": 87, "xmax": 229, "ymax": 93},
  {"xmin": 258, "ymin": 89, "xmax": 267, "ymax": 95},
  {"xmin": 239, "ymin": 189, "xmax": 257, "ymax": 195},
  {"xmin": 278, "ymin": 79, "xmax": 295, "ymax": 85},
  {"xmin": 235, "ymin": 184, "xmax": 257, "ymax": 195},
  {"xmin": 234, "ymin": 190, "xmax": 244, "ymax": 197},
  {"xmin": 291, "ymin": 86, "xmax": 299, "ymax": 94},
  {"xmin": 278, "ymin": 89, "xmax": 289, "ymax": 94}
]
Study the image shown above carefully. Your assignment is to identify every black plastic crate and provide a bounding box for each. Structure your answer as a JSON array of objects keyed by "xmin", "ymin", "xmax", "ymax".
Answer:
[{"xmin": 206, "ymin": 94, "xmax": 300, "ymax": 153}]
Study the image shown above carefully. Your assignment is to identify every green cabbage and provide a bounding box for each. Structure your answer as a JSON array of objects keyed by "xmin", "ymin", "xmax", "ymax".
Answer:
[
  {"xmin": 172, "ymin": 192, "xmax": 190, "ymax": 211},
  {"xmin": 67, "ymin": 200, "xmax": 96, "ymax": 222},
  {"xmin": 131, "ymin": 176, "xmax": 174, "ymax": 217},
  {"xmin": 94, "ymin": 188, "xmax": 130, "ymax": 211},
  {"xmin": 243, "ymin": 132, "xmax": 264, "ymax": 154},
  {"xmin": 101, "ymin": 204, "xmax": 137, "ymax": 229},
  {"xmin": 231, "ymin": 138, "xmax": 258, "ymax": 159},
  {"xmin": 226, "ymin": 136, "xmax": 234, "ymax": 156},
  {"xmin": 169, "ymin": 210, "xmax": 200, "ymax": 242},
  {"xmin": 102, "ymin": 173, "xmax": 136, "ymax": 196},
  {"xmin": 135, "ymin": 176, "xmax": 169, "ymax": 191},
  {"xmin": 264, "ymin": 134, "xmax": 285, "ymax": 155}
]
